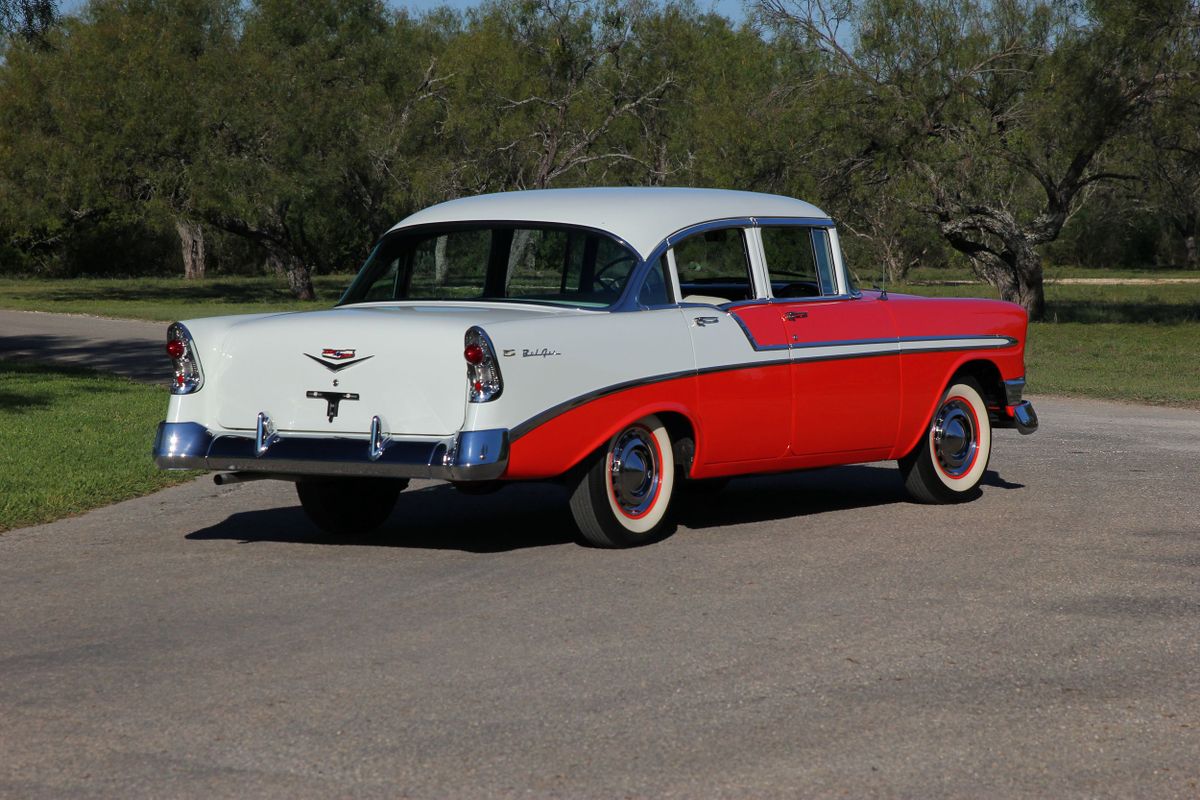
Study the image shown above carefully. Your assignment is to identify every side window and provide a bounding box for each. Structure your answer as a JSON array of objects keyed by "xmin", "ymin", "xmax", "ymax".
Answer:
[
  {"xmin": 673, "ymin": 228, "xmax": 753, "ymax": 304},
  {"xmin": 761, "ymin": 227, "xmax": 836, "ymax": 297},
  {"xmin": 636, "ymin": 255, "xmax": 673, "ymax": 306}
]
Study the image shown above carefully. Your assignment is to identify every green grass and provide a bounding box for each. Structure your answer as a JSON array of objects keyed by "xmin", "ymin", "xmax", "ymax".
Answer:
[
  {"xmin": 0, "ymin": 274, "xmax": 354, "ymax": 322},
  {"xmin": 0, "ymin": 360, "xmax": 196, "ymax": 532}
]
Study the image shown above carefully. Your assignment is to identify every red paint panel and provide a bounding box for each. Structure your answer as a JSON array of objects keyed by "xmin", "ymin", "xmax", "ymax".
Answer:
[
  {"xmin": 729, "ymin": 304, "xmax": 790, "ymax": 348},
  {"xmin": 505, "ymin": 376, "xmax": 699, "ymax": 479},
  {"xmin": 787, "ymin": 296, "xmax": 901, "ymax": 455},
  {"xmin": 693, "ymin": 364, "xmax": 791, "ymax": 463}
]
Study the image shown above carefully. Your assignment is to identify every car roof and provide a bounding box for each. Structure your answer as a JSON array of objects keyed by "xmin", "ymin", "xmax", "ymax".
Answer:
[{"xmin": 388, "ymin": 187, "xmax": 831, "ymax": 259}]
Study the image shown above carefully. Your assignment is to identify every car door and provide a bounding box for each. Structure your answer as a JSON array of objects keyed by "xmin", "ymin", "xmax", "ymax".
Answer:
[
  {"xmin": 756, "ymin": 225, "xmax": 901, "ymax": 458},
  {"xmin": 670, "ymin": 226, "xmax": 792, "ymax": 464}
]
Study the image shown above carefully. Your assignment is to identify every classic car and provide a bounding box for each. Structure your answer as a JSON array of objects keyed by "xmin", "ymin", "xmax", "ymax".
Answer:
[{"xmin": 153, "ymin": 187, "xmax": 1038, "ymax": 547}]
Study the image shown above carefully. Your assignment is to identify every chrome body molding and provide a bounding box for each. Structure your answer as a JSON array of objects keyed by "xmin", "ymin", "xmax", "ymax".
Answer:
[{"xmin": 153, "ymin": 421, "xmax": 509, "ymax": 481}]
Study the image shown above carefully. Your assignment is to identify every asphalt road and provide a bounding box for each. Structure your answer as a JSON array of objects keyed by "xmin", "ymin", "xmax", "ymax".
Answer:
[
  {"xmin": 0, "ymin": 309, "xmax": 168, "ymax": 383},
  {"xmin": 1, "ymin": 313, "xmax": 1199, "ymax": 798}
]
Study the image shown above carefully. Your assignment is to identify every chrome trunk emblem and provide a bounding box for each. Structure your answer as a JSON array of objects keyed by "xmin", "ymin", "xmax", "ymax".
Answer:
[{"xmin": 305, "ymin": 348, "xmax": 374, "ymax": 372}]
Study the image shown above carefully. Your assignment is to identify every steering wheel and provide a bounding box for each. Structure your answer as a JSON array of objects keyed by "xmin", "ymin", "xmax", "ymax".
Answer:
[{"xmin": 592, "ymin": 254, "xmax": 636, "ymax": 292}]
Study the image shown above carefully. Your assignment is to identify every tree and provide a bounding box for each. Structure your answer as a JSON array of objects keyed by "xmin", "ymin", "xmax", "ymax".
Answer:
[
  {"xmin": 760, "ymin": 0, "xmax": 1198, "ymax": 319},
  {"xmin": 0, "ymin": 0, "xmax": 55, "ymax": 43}
]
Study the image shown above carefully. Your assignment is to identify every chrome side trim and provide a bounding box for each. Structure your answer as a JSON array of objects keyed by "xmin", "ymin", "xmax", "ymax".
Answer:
[
  {"xmin": 1004, "ymin": 377, "xmax": 1026, "ymax": 405},
  {"xmin": 152, "ymin": 421, "xmax": 509, "ymax": 481}
]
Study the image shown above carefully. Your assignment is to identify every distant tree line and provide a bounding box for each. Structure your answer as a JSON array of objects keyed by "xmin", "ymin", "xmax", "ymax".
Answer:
[{"xmin": 1, "ymin": 0, "xmax": 1196, "ymax": 317}]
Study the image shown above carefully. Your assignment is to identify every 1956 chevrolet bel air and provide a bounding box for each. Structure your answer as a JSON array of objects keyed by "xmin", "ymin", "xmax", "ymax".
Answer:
[{"xmin": 154, "ymin": 188, "xmax": 1038, "ymax": 547}]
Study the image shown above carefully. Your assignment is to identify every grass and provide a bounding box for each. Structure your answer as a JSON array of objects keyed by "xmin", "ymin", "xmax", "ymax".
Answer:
[
  {"xmin": 889, "ymin": 279, "xmax": 1200, "ymax": 407},
  {"xmin": 0, "ymin": 274, "xmax": 355, "ymax": 322},
  {"xmin": 0, "ymin": 360, "xmax": 196, "ymax": 532}
]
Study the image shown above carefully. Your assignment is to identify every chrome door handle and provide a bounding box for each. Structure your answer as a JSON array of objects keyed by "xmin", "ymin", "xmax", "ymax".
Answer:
[
  {"xmin": 783, "ymin": 311, "xmax": 808, "ymax": 321},
  {"xmin": 694, "ymin": 316, "xmax": 720, "ymax": 327}
]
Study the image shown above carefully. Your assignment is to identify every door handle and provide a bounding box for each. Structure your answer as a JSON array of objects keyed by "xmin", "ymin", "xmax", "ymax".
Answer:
[
  {"xmin": 783, "ymin": 311, "xmax": 808, "ymax": 321},
  {"xmin": 694, "ymin": 316, "xmax": 720, "ymax": 327}
]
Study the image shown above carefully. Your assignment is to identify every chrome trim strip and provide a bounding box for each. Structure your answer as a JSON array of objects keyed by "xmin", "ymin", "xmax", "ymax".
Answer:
[{"xmin": 153, "ymin": 422, "xmax": 509, "ymax": 481}]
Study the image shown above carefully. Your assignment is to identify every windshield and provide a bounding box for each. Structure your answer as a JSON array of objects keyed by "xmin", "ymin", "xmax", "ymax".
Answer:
[{"xmin": 340, "ymin": 224, "xmax": 641, "ymax": 308}]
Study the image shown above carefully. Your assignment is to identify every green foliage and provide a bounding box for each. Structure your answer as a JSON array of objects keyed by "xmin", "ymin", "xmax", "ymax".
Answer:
[{"xmin": 0, "ymin": 0, "xmax": 1197, "ymax": 290}]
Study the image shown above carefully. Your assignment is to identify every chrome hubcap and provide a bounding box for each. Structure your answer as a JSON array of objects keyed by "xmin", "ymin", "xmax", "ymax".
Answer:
[
  {"xmin": 933, "ymin": 399, "xmax": 978, "ymax": 477},
  {"xmin": 610, "ymin": 427, "xmax": 660, "ymax": 517}
]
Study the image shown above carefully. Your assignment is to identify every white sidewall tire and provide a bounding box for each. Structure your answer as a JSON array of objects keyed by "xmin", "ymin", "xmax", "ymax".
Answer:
[
  {"xmin": 603, "ymin": 416, "xmax": 674, "ymax": 535},
  {"xmin": 928, "ymin": 382, "xmax": 991, "ymax": 493}
]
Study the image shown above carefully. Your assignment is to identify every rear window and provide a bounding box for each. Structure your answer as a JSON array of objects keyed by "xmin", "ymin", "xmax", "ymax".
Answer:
[{"xmin": 341, "ymin": 225, "xmax": 640, "ymax": 308}]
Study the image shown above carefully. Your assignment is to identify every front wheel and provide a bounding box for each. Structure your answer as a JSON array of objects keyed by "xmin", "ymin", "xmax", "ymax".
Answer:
[
  {"xmin": 569, "ymin": 415, "xmax": 676, "ymax": 547},
  {"xmin": 296, "ymin": 477, "xmax": 408, "ymax": 536},
  {"xmin": 899, "ymin": 379, "xmax": 991, "ymax": 504}
]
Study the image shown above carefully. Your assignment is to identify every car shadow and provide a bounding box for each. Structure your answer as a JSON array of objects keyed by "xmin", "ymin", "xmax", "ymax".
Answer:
[{"xmin": 186, "ymin": 465, "xmax": 1024, "ymax": 551}]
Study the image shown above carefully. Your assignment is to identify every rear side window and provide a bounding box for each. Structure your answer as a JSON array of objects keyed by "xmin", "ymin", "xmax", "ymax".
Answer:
[
  {"xmin": 761, "ymin": 227, "xmax": 836, "ymax": 297},
  {"xmin": 673, "ymin": 228, "xmax": 753, "ymax": 304},
  {"xmin": 636, "ymin": 256, "xmax": 673, "ymax": 306}
]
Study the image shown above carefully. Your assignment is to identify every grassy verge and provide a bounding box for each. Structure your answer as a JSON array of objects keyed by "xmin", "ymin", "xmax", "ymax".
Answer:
[
  {"xmin": 0, "ymin": 274, "xmax": 354, "ymax": 322},
  {"xmin": 0, "ymin": 360, "xmax": 196, "ymax": 532}
]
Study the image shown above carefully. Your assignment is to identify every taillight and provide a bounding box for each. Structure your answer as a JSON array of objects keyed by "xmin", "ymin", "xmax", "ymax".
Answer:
[
  {"xmin": 464, "ymin": 326, "xmax": 502, "ymax": 403},
  {"xmin": 166, "ymin": 322, "xmax": 204, "ymax": 395}
]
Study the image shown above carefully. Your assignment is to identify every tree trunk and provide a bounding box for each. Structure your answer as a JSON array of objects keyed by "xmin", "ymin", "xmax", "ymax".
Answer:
[
  {"xmin": 1185, "ymin": 233, "xmax": 1197, "ymax": 270},
  {"xmin": 265, "ymin": 249, "xmax": 316, "ymax": 301},
  {"xmin": 434, "ymin": 235, "xmax": 448, "ymax": 285},
  {"xmin": 968, "ymin": 245, "xmax": 1046, "ymax": 321},
  {"xmin": 175, "ymin": 220, "xmax": 206, "ymax": 280}
]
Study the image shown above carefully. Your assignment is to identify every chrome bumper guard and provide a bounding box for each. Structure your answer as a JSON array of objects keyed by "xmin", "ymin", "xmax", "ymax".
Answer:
[{"xmin": 153, "ymin": 421, "xmax": 509, "ymax": 481}]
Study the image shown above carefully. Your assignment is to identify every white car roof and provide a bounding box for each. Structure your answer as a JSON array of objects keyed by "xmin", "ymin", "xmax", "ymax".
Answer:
[{"xmin": 388, "ymin": 187, "xmax": 831, "ymax": 259}]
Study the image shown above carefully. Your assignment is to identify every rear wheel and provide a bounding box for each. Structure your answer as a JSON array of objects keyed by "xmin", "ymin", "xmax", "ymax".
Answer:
[
  {"xmin": 296, "ymin": 477, "xmax": 408, "ymax": 536},
  {"xmin": 569, "ymin": 415, "xmax": 676, "ymax": 547},
  {"xmin": 900, "ymin": 379, "xmax": 991, "ymax": 504}
]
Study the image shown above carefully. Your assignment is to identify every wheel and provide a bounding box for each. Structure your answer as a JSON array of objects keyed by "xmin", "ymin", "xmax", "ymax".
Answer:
[
  {"xmin": 569, "ymin": 415, "xmax": 676, "ymax": 547},
  {"xmin": 296, "ymin": 477, "xmax": 407, "ymax": 535},
  {"xmin": 899, "ymin": 378, "xmax": 991, "ymax": 504}
]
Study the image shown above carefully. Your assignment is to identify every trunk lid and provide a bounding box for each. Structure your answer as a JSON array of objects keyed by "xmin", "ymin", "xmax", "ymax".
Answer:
[{"xmin": 212, "ymin": 303, "xmax": 576, "ymax": 436}]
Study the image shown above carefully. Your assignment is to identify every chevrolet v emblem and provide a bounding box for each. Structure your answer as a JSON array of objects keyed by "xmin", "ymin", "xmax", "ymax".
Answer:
[
  {"xmin": 306, "ymin": 390, "xmax": 359, "ymax": 422},
  {"xmin": 304, "ymin": 350, "xmax": 374, "ymax": 372}
]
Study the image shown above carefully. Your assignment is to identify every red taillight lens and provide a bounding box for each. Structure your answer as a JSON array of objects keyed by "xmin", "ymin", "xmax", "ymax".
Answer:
[
  {"xmin": 166, "ymin": 339, "xmax": 186, "ymax": 359},
  {"xmin": 464, "ymin": 343, "xmax": 484, "ymax": 365},
  {"xmin": 464, "ymin": 326, "xmax": 503, "ymax": 403}
]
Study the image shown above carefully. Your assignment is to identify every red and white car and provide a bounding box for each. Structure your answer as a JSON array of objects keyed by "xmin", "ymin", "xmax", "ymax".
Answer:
[{"xmin": 154, "ymin": 188, "xmax": 1038, "ymax": 547}]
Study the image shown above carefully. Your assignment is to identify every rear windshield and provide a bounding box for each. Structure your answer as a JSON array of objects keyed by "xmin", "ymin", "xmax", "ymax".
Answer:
[{"xmin": 340, "ymin": 224, "xmax": 640, "ymax": 308}]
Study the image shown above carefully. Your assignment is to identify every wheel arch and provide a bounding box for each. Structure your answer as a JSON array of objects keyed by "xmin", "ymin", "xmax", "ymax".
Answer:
[{"xmin": 896, "ymin": 356, "xmax": 1005, "ymax": 460}]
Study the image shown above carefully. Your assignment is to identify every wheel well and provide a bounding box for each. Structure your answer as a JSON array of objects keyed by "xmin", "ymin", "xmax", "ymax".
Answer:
[
  {"xmin": 656, "ymin": 411, "xmax": 697, "ymax": 475},
  {"xmin": 952, "ymin": 360, "xmax": 1005, "ymax": 407}
]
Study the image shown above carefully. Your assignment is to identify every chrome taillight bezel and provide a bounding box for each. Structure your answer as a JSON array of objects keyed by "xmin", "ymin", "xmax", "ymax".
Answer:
[
  {"xmin": 465, "ymin": 326, "xmax": 503, "ymax": 403},
  {"xmin": 167, "ymin": 322, "xmax": 204, "ymax": 395}
]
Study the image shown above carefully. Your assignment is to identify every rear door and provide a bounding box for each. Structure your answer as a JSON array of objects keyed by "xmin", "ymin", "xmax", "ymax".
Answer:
[{"xmin": 672, "ymin": 227, "xmax": 791, "ymax": 463}]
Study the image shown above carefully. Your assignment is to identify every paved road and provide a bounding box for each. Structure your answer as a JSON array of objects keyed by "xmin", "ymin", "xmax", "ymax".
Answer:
[
  {"xmin": 2, "ymin": 394, "xmax": 1199, "ymax": 798},
  {"xmin": 0, "ymin": 309, "xmax": 168, "ymax": 382}
]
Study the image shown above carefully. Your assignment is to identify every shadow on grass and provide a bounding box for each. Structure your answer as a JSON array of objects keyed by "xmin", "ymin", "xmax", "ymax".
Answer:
[
  {"xmin": 0, "ymin": 359, "xmax": 145, "ymax": 413},
  {"xmin": 1, "ymin": 334, "xmax": 167, "ymax": 383},
  {"xmin": 1045, "ymin": 300, "xmax": 1200, "ymax": 324},
  {"xmin": 185, "ymin": 465, "xmax": 1025, "ymax": 552}
]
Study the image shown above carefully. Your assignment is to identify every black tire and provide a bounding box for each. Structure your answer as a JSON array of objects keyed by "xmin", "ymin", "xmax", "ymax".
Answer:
[
  {"xmin": 568, "ymin": 414, "xmax": 676, "ymax": 547},
  {"xmin": 296, "ymin": 477, "xmax": 407, "ymax": 536},
  {"xmin": 899, "ymin": 378, "xmax": 991, "ymax": 504}
]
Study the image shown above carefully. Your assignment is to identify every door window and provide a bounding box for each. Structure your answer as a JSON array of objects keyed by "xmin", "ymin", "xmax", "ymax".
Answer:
[
  {"xmin": 761, "ymin": 226, "xmax": 836, "ymax": 297},
  {"xmin": 673, "ymin": 228, "xmax": 754, "ymax": 305}
]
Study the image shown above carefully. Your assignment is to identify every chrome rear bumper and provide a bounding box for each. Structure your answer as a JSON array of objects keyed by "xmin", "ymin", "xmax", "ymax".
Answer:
[{"xmin": 153, "ymin": 421, "xmax": 508, "ymax": 481}]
